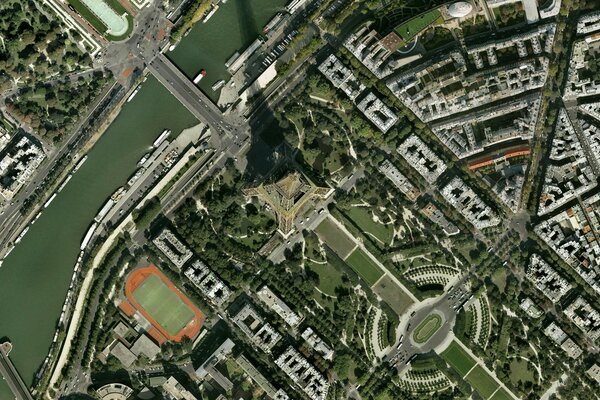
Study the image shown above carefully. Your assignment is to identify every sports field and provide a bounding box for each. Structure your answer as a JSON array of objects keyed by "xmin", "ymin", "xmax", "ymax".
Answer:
[
  {"xmin": 125, "ymin": 265, "xmax": 204, "ymax": 342},
  {"xmin": 412, "ymin": 313, "xmax": 442, "ymax": 344},
  {"xmin": 441, "ymin": 341, "xmax": 476, "ymax": 376},
  {"xmin": 314, "ymin": 217, "xmax": 356, "ymax": 258},
  {"xmin": 345, "ymin": 248, "xmax": 384, "ymax": 285},
  {"xmin": 465, "ymin": 365, "xmax": 500, "ymax": 399},
  {"xmin": 133, "ymin": 274, "xmax": 194, "ymax": 336}
]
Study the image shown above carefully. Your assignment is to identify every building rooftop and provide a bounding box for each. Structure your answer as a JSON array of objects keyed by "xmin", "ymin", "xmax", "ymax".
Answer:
[{"xmin": 257, "ymin": 286, "xmax": 302, "ymax": 328}]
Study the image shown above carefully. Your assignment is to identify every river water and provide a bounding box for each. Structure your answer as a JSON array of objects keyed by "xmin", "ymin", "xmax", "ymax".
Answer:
[
  {"xmin": 0, "ymin": 76, "xmax": 196, "ymax": 395},
  {"xmin": 168, "ymin": 0, "xmax": 287, "ymax": 102}
]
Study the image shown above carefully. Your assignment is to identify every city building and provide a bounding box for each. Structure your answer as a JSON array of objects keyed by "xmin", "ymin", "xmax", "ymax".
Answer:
[
  {"xmin": 356, "ymin": 92, "xmax": 398, "ymax": 133},
  {"xmin": 162, "ymin": 376, "xmax": 198, "ymax": 400},
  {"xmin": 543, "ymin": 322, "xmax": 582, "ymax": 358},
  {"xmin": 440, "ymin": 177, "xmax": 500, "ymax": 229},
  {"xmin": 525, "ymin": 254, "xmax": 572, "ymax": 303},
  {"xmin": 387, "ymin": 25, "xmax": 554, "ymax": 123},
  {"xmin": 535, "ymin": 203, "xmax": 600, "ymax": 295},
  {"xmin": 538, "ymin": 109, "xmax": 597, "ymax": 215},
  {"xmin": 301, "ymin": 327, "xmax": 334, "ymax": 360},
  {"xmin": 0, "ymin": 135, "xmax": 45, "ymax": 200},
  {"xmin": 109, "ymin": 341, "xmax": 137, "ymax": 368},
  {"xmin": 519, "ymin": 297, "xmax": 543, "ymax": 319},
  {"xmin": 275, "ymin": 346, "xmax": 329, "ymax": 400},
  {"xmin": 318, "ymin": 54, "xmax": 398, "ymax": 132},
  {"xmin": 587, "ymin": 364, "xmax": 600, "ymax": 384},
  {"xmin": 129, "ymin": 334, "xmax": 161, "ymax": 361},
  {"xmin": 397, "ymin": 135, "xmax": 447, "ymax": 184},
  {"xmin": 544, "ymin": 322, "xmax": 567, "ymax": 345},
  {"xmin": 344, "ymin": 24, "xmax": 422, "ymax": 79},
  {"xmin": 195, "ymin": 339, "xmax": 236, "ymax": 393},
  {"xmin": 317, "ymin": 54, "xmax": 365, "ymax": 101},
  {"xmin": 232, "ymin": 303, "xmax": 282, "ymax": 353},
  {"xmin": 564, "ymin": 296, "xmax": 600, "ymax": 341},
  {"xmin": 378, "ymin": 159, "xmax": 421, "ymax": 202},
  {"xmin": 257, "ymin": 286, "xmax": 302, "ymax": 328},
  {"xmin": 420, "ymin": 202, "xmax": 460, "ymax": 236},
  {"xmin": 184, "ymin": 260, "xmax": 232, "ymax": 306},
  {"xmin": 236, "ymin": 354, "xmax": 290, "ymax": 399},
  {"xmin": 152, "ymin": 228, "xmax": 193, "ymax": 270}
]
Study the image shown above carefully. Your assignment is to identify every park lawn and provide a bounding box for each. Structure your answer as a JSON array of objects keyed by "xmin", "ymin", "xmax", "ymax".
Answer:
[
  {"xmin": 344, "ymin": 248, "xmax": 384, "ymax": 285},
  {"xmin": 413, "ymin": 314, "xmax": 442, "ymax": 344},
  {"xmin": 489, "ymin": 388, "xmax": 513, "ymax": 400},
  {"xmin": 132, "ymin": 274, "xmax": 195, "ymax": 336},
  {"xmin": 308, "ymin": 261, "xmax": 343, "ymax": 296},
  {"xmin": 394, "ymin": 9, "xmax": 442, "ymax": 42},
  {"xmin": 465, "ymin": 365, "xmax": 500, "ymax": 399},
  {"xmin": 314, "ymin": 217, "xmax": 356, "ymax": 258},
  {"xmin": 373, "ymin": 275, "xmax": 414, "ymax": 315},
  {"xmin": 508, "ymin": 358, "xmax": 536, "ymax": 386},
  {"xmin": 105, "ymin": 0, "xmax": 128, "ymax": 14},
  {"xmin": 345, "ymin": 206, "xmax": 393, "ymax": 244},
  {"xmin": 492, "ymin": 266, "xmax": 508, "ymax": 292},
  {"xmin": 441, "ymin": 341, "xmax": 477, "ymax": 376}
]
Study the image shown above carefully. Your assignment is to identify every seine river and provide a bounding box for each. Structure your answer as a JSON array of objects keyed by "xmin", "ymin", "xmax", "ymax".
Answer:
[
  {"xmin": 0, "ymin": 77, "xmax": 196, "ymax": 395},
  {"xmin": 168, "ymin": 0, "xmax": 287, "ymax": 102}
]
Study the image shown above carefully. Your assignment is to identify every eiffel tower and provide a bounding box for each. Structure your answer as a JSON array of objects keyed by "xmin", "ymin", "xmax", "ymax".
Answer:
[{"xmin": 243, "ymin": 172, "xmax": 332, "ymax": 237}]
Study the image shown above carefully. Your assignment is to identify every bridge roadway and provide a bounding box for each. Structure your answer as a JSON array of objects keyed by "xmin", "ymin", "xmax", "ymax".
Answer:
[
  {"xmin": 0, "ymin": 342, "xmax": 34, "ymax": 400},
  {"xmin": 148, "ymin": 54, "xmax": 232, "ymax": 134}
]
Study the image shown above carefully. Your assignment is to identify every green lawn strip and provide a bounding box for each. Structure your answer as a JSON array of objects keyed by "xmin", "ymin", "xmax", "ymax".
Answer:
[
  {"xmin": 394, "ymin": 9, "xmax": 442, "ymax": 42},
  {"xmin": 465, "ymin": 365, "xmax": 501, "ymax": 399},
  {"xmin": 412, "ymin": 313, "xmax": 442, "ymax": 344},
  {"xmin": 489, "ymin": 388, "xmax": 513, "ymax": 400},
  {"xmin": 308, "ymin": 261, "xmax": 343, "ymax": 296},
  {"xmin": 314, "ymin": 217, "xmax": 356, "ymax": 258},
  {"xmin": 345, "ymin": 206, "xmax": 393, "ymax": 244},
  {"xmin": 132, "ymin": 275, "xmax": 194, "ymax": 336},
  {"xmin": 372, "ymin": 275, "xmax": 414, "ymax": 316},
  {"xmin": 105, "ymin": 0, "xmax": 128, "ymax": 14},
  {"xmin": 68, "ymin": 0, "xmax": 108, "ymax": 34},
  {"xmin": 344, "ymin": 248, "xmax": 384, "ymax": 286},
  {"xmin": 441, "ymin": 341, "xmax": 477, "ymax": 376}
]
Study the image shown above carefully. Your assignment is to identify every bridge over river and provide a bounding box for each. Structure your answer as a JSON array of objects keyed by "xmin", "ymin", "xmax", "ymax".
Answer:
[{"xmin": 0, "ymin": 342, "xmax": 34, "ymax": 400}]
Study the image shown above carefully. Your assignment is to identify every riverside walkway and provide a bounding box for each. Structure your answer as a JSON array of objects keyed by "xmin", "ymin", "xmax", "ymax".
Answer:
[{"xmin": 0, "ymin": 342, "xmax": 34, "ymax": 400}]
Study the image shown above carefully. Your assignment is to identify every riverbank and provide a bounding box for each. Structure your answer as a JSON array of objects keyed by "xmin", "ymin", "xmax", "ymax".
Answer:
[{"xmin": 0, "ymin": 76, "xmax": 197, "ymax": 389}]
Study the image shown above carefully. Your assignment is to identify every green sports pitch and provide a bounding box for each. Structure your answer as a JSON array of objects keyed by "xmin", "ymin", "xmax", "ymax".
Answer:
[{"xmin": 132, "ymin": 274, "xmax": 195, "ymax": 336}]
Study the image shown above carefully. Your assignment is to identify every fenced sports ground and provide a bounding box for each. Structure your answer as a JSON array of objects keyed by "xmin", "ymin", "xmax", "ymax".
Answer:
[{"xmin": 123, "ymin": 264, "xmax": 204, "ymax": 342}]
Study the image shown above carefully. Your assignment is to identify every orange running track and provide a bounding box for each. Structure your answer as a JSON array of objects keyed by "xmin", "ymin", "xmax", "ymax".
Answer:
[{"xmin": 124, "ymin": 264, "xmax": 204, "ymax": 343}]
